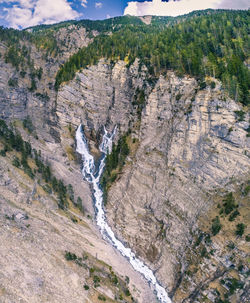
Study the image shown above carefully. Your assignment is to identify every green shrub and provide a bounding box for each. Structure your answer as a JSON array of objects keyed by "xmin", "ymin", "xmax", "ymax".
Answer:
[
  {"xmin": 65, "ymin": 251, "xmax": 77, "ymax": 261},
  {"xmin": 111, "ymin": 275, "xmax": 118, "ymax": 285},
  {"xmin": 211, "ymin": 216, "xmax": 222, "ymax": 236},
  {"xmin": 176, "ymin": 93, "xmax": 182, "ymax": 101},
  {"xmin": 93, "ymin": 276, "xmax": 100, "ymax": 284},
  {"xmin": 234, "ymin": 110, "xmax": 245, "ymax": 122},
  {"xmin": 98, "ymin": 295, "xmax": 106, "ymax": 301},
  {"xmin": 58, "ymin": 194, "xmax": 68, "ymax": 210},
  {"xmin": 24, "ymin": 166, "xmax": 35, "ymax": 179},
  {"xmin": 199, "ymin": 82, "xmax": 206, "ymax": 90},
  {"xmin": 67, "ymin": 184, "xmax": 74, "ymax": 202},
  {"xmin": 8, "ymin": 78, "xmax": 18, "ymax": 87},
  {"xmin": 83, "ymin": 284, "xmax": 89, "ymax": 290},
  {"xmin": 12, "ymin": 156, "xmax": 21, "ymax": 168},
  {"xmin": 200, "ymin": 247, "xmax": 209, "ymax": 258},
  {"xmin": 226, "ymin": 278, "xmax": 244, "ymax": 295},
  {"xmin": 23, "ymin": 116, "xmax": 34, "ymax": 133},
  {"xmin": 235, "ymin": 223, "xmax": 245, "ymax": 236},
  {"xmin": 210, "ymin": 81, "xmax": 216, "ymax": 89},
  {"xmin": 89, "ymin": 267, "xmax": 95, "ymax": 274},
  {"xmin": 29, "ymin": 78, "xmax": 37, "ymax": 91},
  {"xmin": 222, "ymin": 192, "xmax": 237, "ymax": 215},
  {"xmin": 229, "ymin": 210, "xmax": 240, "ymax": 221},
  {"xmin": 20, "ymin": 70, "xmax": 26, "ymax": 78},
  {"xmin": 42, "ymin": 184, "xmax": 52, "ymax": 194},
  {"xmin": 76, "ymin": 196, "xmax": 84, "ymax": 213},
  {"xmin": 0, "ymin": 149, "xmax": 6, "ymax": 156},
  {"xmin": 227, "ymin": 242, "xmax": 235, "ymax": 250},
  {"xmin": 242, "ymin": 184, "xmax": 250, "ymax": 196},
  {"xmin": 124, "ymin": 288, "xmax": 131, "ymax": 296}
]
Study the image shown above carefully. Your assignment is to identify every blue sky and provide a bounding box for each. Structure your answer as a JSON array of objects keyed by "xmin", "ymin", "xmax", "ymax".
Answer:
[{"xmin": 0, "ymin": 0, "xmax": 248, "ymax": 29}]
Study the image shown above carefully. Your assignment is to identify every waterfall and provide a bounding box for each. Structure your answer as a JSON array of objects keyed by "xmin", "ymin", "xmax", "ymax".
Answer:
[{"xmin": 76, "ymin": 124, "xmax": 171, "ymax": 303}]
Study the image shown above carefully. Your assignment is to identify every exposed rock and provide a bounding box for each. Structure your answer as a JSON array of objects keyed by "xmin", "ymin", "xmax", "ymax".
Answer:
[
  {"xmin": 55, "ymin": 61, "xmax": 249, "ymax": 301},
  {"xmin": 104, "ymin": 73, "xmax": 249, "ymax": 294},
  {"xmin": 56, "ymin": 59, "xmax": 146, "ymax": 134},
  {"xmin": 0, "ymin": 27, "xmax": 249, "ymax": 302}
]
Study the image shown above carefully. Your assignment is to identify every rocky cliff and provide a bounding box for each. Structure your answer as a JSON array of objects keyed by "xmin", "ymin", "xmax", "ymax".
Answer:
[
  {"xmin": 0, "ymin": 24, "xmax": 249, "ymax": 302},
  {"xmin": 56, "ymin": 60, "xmax": 250, "ymax": 302}
]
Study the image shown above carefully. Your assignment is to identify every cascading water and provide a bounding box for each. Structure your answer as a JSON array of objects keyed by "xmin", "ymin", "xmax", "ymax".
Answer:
[{"xmin": 76, "ymin": 124, "xmax": 171, "ymax": 303}]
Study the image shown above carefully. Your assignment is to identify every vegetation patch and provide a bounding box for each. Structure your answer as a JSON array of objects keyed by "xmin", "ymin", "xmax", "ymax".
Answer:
[
  {"xmin": 100, "ymin": 133, "xmax": 130, "ymax": 205},
  {"xmin": 211, "ymin": 216, "xmax": 222, "ymax": 236},
  {"xmin": 64, "ymin": 251, "xmax": 133, "ymax": 301},
  {"xmin": 55, "ymin": 11, "xmax": 249, "ymax": 106},
  {"xmin": 234, "ymin": 110, "xmax": 245, "ymax": 122},
  {"xmin": 0, "ymin": 119, "xmax": 75, "ymax": 210}
]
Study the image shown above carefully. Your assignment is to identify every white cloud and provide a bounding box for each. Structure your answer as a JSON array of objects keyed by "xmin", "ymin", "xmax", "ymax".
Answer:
[
  {"xmin": 3, "ymin": 0, "xmax": 81, "ymax": 29},
  {"xmin": 124, "ymin": 0, "xmax": 249, "ymax": 17},
  {"xmin": 95, "ymin": 2, "xmax": 102, "ymax": 9},
  {"xmin": 216, "ymin": 0, "xmax": 249, "ymax": 9},
  {"xmin": 106, "ymin": 14, "xmax": 111, "ymax": 19},
  {"xmin": 0, "ymin": 0, "xmax": 34, "ymax": 8},
  {"xmin": 81, "ymin": 0, "xmax": 87, "ymax": 8}
]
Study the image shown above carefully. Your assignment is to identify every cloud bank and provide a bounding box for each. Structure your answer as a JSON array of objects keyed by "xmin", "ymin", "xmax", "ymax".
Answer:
[
  {"xmin": 95, "ymin": 2, "xmax": 103, "ymax": 9},
  {"xmin": 124, "ymin": 0, "xmax": 249, "ymax": 17},
  {"xmin": 1, "ymin": 0, "xmax": 81, "ymax": 29},
  {"xmin": 81, "ymin": 0, "xmax": 88, "ymax": 8}
]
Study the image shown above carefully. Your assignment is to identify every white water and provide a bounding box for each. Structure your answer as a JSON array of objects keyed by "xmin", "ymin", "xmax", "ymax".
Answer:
[{"xmin": 76, "ymin": 124, "xmax": 171, "ymax": 303}]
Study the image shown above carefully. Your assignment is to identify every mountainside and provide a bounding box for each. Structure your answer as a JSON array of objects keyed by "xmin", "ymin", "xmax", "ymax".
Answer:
[{"xmin": 0, "ymin": 9, "xmax": 249, "ymax": 303}]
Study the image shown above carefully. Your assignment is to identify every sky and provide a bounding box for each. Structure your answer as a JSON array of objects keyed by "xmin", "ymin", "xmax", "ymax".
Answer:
[{"xmin": 0, "ymin": 0, "xmax": 248, "ymax": 29}]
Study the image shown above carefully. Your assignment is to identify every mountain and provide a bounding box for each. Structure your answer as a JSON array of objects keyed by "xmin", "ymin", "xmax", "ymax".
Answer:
[{"xmin": 0, "ymin": 9, "xmax": 249, "ymax": 303}]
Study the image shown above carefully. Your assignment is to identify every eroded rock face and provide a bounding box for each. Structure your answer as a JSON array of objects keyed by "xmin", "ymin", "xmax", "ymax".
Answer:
[
  {"xmin": 0, "ymin": 24, "xmax": 94, "ymax": 141},
  {"xmin": 0, "ymin": 153, "xmax": 154, "ymax": 303},
  {"xmin": 105, "ymin": 73, "xmax": 249, "ymax": 293},
  {"xmin": 1, "ymin": 48, "xmax": 249, "ymax": 302},
  {"xmin": 56, "ymin": 59, "xmax": 146, "ymax": 133},
  {"xmin": 55, "ymin": 61, "xmax": 249, "ymax": 298}
]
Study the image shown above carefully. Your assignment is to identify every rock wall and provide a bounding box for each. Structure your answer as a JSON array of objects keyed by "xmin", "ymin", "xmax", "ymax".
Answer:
[
  {"xmin": 56, "ymin": 59, "xmax": 146, "ymax": 133},
  {"xmin": 1, "ymin": 44, "xmax": 249, "ymax": 301},
  {"xmin": 105, "ymin": 72, "xmax": 249, "ymax": 294},
  {"xmin": 56, "ymin": 61, "xmax": 249, "ymax": 298},
  {"xmin": 0, "ymin": 24, "xmax": 95, "ymax": 140}
]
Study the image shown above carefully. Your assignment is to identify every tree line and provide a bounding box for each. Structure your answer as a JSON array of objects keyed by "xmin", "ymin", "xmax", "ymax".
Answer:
[
  {"xmin": 55, "ymin": 10, "xmax": 249, "ymax": 106},
  {"xmin": 0, "ymin": 119, "xmax": 81, "ymax": 210}
]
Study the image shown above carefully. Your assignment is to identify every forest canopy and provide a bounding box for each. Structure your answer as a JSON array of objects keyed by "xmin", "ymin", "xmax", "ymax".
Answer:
[{"xmin": 55, "ymin": 10, "xmax": 250, "ymax": 106}]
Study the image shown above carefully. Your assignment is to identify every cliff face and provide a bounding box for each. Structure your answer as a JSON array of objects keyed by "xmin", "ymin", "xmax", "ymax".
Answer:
[
  {"xmin": 55, "ymin": 62, "xmax": 249, "ymax": 302},
  {"xmin": 105, "ymin": 72, "xmax": 249, "ymax": 295},
  {"xmin": 0, "ymin": 48, "xmax": 156, "ymax": 303},
  {"xmin": 56, "ymin": 59, "xmax": 145, "ymax": 132},
  {"xmin": 0, "ymin": 36, "xmax": 249, "ymax": 303},
  {"xmin": 0, "ymin": 24, "xmax": 95, "ymax": 140}
]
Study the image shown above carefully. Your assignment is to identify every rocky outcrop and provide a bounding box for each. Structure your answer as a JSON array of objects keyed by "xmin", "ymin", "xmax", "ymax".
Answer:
[
  {"xmin": 0, "ymin": 151, "xmax": 154, "ymax": 303},
  {"xmin": 0, "ymin": 23, "xmax": 95, "ymax": 139},
  {"xmin": 56, "ymin": 59, "xmax": 146, "ymax": 133},
  {"xmin": 1, "ymin": 33, "xmax": 249, "ymax": 302},
  {"xmin": 52, "ymin": 25, "xmax": 96, "ymax": 60},
  {"xmin": 105, "ymin": 73, "xmax": 249, "ymax": 294},
  {"xmin": 56, "ymin": 60, "xmax": 249, "ymax": 300}
]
